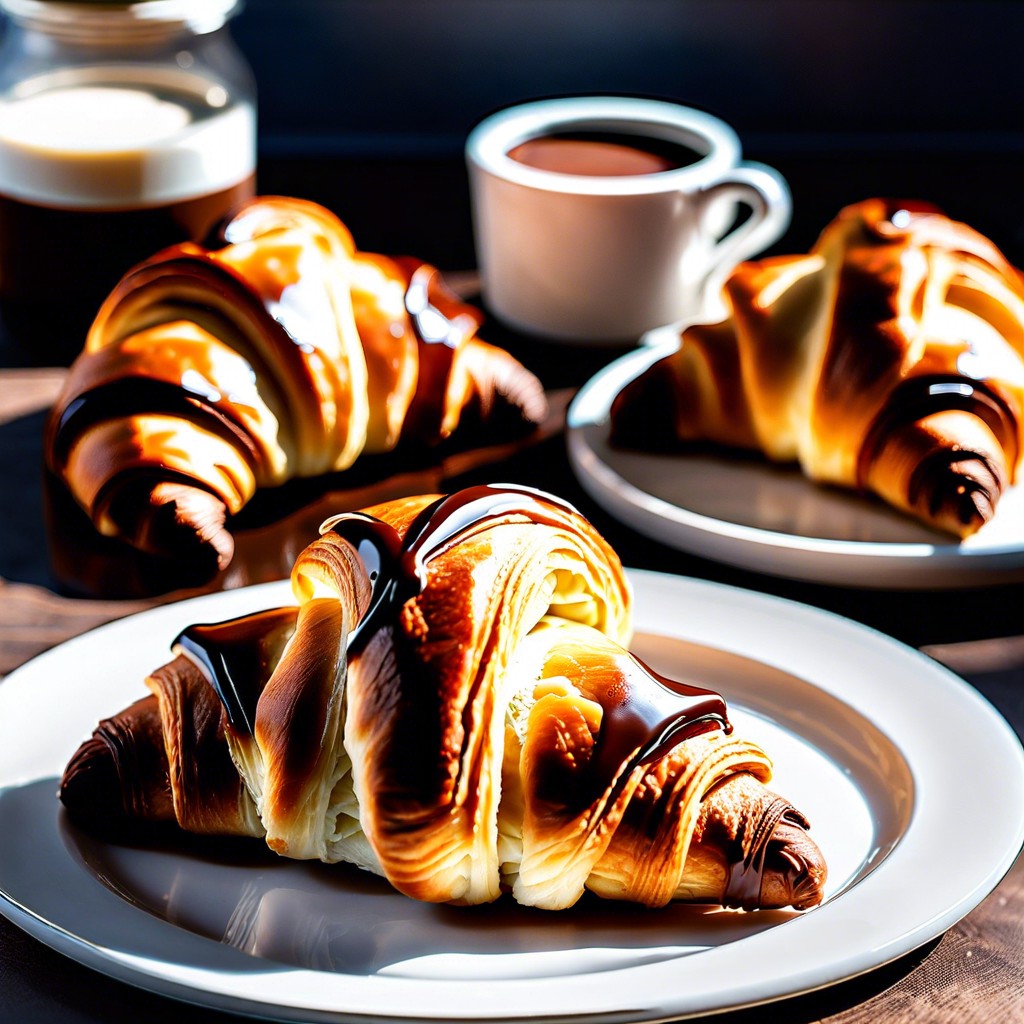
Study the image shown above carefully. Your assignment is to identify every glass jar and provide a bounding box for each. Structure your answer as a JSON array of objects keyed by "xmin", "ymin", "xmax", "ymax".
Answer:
[{"xmin": 0, "ymin": 0, "xmax": 257, "ymax": 362}]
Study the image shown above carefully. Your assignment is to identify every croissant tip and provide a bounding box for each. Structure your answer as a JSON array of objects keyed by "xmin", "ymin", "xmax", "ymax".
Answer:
[
  {"xmin": 495, "ymin": 358, "xmax": 549, "ymax": 426},
  {"xmin": 758, "ymin": 821, "xmax": 828, "ymax": 911},
  {"xmin": 609, "ymin": 360, "xmax": 678, "ymax": 449},
  {"xmin": 148, "ymin": 482, "xmax": 235, "ymax": 569},
  {"xmin": 909, "ymin": 451, "xmax": 1003, "ymax": 538},
  {"xmin": 59, "ymin": 735, "xmax": 129, "ymax": 834},
  {"xmin": 498, "ymin": 362, "xmax": 548, "ymax": 426},
  {"xmin": 520, "ymin": 376, "xmax": 550, "ymax": 426}
]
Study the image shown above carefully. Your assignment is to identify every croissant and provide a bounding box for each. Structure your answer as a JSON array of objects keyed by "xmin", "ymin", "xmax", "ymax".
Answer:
[
  {"xmin": 61, "ymin": 484, "xmax": 827, "ymax": 913},
  {"xmin": 43, "ymin": 196, "xmax": 547, "ymax": 574},
  {"xmin": 610, "ymin": 198, "xmax": 1024, "ymax": 537}
]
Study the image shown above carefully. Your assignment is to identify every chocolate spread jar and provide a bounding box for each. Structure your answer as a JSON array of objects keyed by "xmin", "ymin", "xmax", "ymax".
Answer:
[{"xmin": 0, "ymin": 0, "xmax": 257, "ymax": 361}]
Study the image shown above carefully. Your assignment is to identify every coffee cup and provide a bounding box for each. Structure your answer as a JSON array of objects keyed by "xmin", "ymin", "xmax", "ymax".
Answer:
[{"xmin": 466, "ymin": 96, "xmax": 791, "ymax": 343}]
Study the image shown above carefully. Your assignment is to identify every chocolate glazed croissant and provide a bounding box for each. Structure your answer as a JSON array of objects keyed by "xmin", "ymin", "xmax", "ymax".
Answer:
[
  {"xmin": 43, "ymin": 197, "xmax": 547, "ymax": 573},
  {"xmin": 611, "ymin": 199, "xmax": 1024, "ymax": 537},
  {"xmin": 61, "ymin": 484, "xmax": 827, "ymax": 912}
]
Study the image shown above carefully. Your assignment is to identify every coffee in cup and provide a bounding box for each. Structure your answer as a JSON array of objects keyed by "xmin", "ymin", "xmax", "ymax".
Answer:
[{"xmin": 507, "ymin": 130, "xmax": 701, "ymax": 177}]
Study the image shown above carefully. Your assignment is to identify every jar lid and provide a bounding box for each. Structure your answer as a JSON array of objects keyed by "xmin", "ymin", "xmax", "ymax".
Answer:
[
  {"xmin": 0, "ymin": 0, "xmax": 242, "ymax": 34},
  {"xmin": 2, "ymin": 0, "xmax": 240, "ymax": 7}
]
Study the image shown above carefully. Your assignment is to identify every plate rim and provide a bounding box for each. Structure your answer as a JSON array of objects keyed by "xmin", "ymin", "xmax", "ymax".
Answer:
[
  {"xmin": 0, "ymin": 573, "xmax": 1022, "ymax": 1022},
  {"xmin": 566, "ymin": 343, "xmax": 1024, "ymax": 588}
]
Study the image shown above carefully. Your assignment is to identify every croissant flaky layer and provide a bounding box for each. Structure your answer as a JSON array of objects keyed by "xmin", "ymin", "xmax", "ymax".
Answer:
[
  {"xmin": 44, "ymin": 196, "xmax": 547, "ymax": 575},
  {"xmin": 61, "ymin": 484, "xmax": 826, "ymax": 912},
  {"xmin": 611, "ymin": 198, "xmax": 1024, "ymax": 537}
]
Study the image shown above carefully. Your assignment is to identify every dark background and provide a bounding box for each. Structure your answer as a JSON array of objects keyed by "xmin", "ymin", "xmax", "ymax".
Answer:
[
  {"xmin": 231, "ymin": 0, "xmax": 1024, "ymax": 269},
  {"xmin": 2, "ymin": 0, "xmax": 1023, "ymax": 637}
]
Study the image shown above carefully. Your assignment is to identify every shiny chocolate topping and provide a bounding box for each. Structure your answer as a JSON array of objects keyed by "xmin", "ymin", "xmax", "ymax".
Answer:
[
  {"xmin": 588, "ymin": 649, "xmax": 732, "ymax": 786},
  {"xmin": 173, "ymin": 605, "xmax": 298, "ymax": 735},
  {"xmin": 323, "ymin": 484, "xmax": 734, "ymax": 810},
  {"xmin": 320, "ymin": 483, "xmax": 580, "ymax": 656},
  {"xmin": 723, "ymin": 797, "xmax": 810, "ymax": 910},
  {"xmin": 174, "ymin": 485, "xmax": 579, "ymax": 735}
]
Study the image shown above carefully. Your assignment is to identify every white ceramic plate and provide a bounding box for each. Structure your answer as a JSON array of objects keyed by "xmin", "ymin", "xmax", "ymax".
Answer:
[
  {"xmin": 0, "ymin": 574, "xmax": 1022, "ymax": 1022},
  {"xmin": 567, "ymin": 344, "xmax": 1024, "ymax": 588}
]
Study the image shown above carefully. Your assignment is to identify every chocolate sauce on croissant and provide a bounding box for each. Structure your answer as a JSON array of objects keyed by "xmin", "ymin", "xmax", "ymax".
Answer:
[
  {"xmin": 164, "ymin": 485, "xmax": 806, "ymax": 909},
  {"xmin": 534, "ymin": 639, "xmax": 810, "ymax": 910},
  {"xmin": 173, "ymin": 605, "xmax": 298, "ymax": 735},
  {"xmin": 326, "ymin": 486, "xmax": 731, "ymax": 784},
  {"xmin": 585, "ymin": 649, "xmax": 732, "ymax": 784},
  {"xmin": 857, "ymin": 373, "xmax": 1020, "ymax": 488},
  {"xmin": 171, "ymin": 486, "xmax": 575, "ymax": 739},
  {"xmin": 321, "ymin": 484, "xmax": 581, "ymax": 656},
  {"xmin": 184, "ymin": 484, "xmax": 733, "ymax": 773},
  {"xmin": 722, "ymin": 796, "xmax": 810, "ymax": 910}
]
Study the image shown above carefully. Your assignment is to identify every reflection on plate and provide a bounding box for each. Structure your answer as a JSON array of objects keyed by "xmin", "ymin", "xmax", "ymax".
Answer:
[
  {"xmin": 0, "ymin": 575, "xmax": 1022, "ymax": 1022},
  {"xmin": 567, "ymin": 344, "xmax": 1024, "ymax": 588}
]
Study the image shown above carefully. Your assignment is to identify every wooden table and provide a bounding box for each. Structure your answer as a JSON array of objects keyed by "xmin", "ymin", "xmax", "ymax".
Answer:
[{"xmin": 1, "ymin": 366, "xmax": 1022, "ymax": 1024}]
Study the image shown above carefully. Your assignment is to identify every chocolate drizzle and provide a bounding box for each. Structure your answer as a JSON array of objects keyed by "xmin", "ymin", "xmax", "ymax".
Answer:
[
  {"xmin": 49, "ymin": 376, "xmax": 261, "ymax": 472},
  {"xmin": 857, "ymin": 373, "xmax": 1020, "ymax": 488},
  {"xmin": 323, "ymin": 485, "xmax": 734, "ymax": 812},
  {"xmin": 179, "ymin": 484, "xmax": 735, "ymax": 791},
  {"xmin": 723, "ymin": 797, "xmax": 810, "ymax": 910},
  {"xmin": 175, "ymin": 485, "xmax": 578, "ymax": 736},
  {"xmin": 589, "ymin": 651, "xmax": 732, "ymax": 788},
  {"xmin": 173, "ymin": 605, "xmax": 298, "ymax": 735},
  {"xmin": 320, "ymin": 483, "xmax": 580, "ymax": 656}
]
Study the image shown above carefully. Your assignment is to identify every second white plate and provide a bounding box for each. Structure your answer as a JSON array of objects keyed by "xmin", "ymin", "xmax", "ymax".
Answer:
[{"xmin": 567, "ymin": 344, "xmax": 1024, "ymax": 588}]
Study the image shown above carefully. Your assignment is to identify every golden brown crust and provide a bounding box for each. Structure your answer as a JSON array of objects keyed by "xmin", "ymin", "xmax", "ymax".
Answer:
[
  {"xmin": 611, "ymin": 199, "xmax": 1024, "ymax": 537},
  {"xmin": 146, "ymin": 656, "xmax": 263, "ymax": 837},
  {"xmin": 44, "ymin": 197, "xmax": 547, "ymax": 571},
  {"xmin": 60, "ymin": 487, "xmax": 825, "ymax": 913},
  {"xmin": 61, "ymin": 659, "xmax": 263, "ymax": 838}
]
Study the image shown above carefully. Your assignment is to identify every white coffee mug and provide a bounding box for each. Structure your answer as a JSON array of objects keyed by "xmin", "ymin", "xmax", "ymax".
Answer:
[{"xmin": 466, "ymin": 96, "xmax": 791, "ymax": 343}]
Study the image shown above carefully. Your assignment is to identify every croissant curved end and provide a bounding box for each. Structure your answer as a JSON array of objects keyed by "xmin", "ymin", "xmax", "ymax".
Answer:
[
  {"xmin": 758, "ymin": 821, "xmax": 828, "ymax": 910},
  {"xmin": 128, "ymin": 482, "xmax": 234, "ymax": 570},
  {"xmin": 864, "ymin": 409, "xmax": 1010, "ymax": 539},
  {"xmin": 498, "ymin": 357, "xmax": 549, "ymax": 426},
  {"xmin": 461, "ymin": 341, "xmax": 549, "ymax": 428},
  {"xmin": 59, "ymin": 735, "xmax": 130, "ymax": 833},
  {"xmin": 908, "ymin": 451, "xmax": 1002, "ymax": 537}
]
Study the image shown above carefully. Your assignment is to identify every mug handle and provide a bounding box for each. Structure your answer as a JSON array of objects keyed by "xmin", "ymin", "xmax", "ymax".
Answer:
[{"xmin": 695, "ymin": 162, "xmax": 792, "ymax": 317}]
